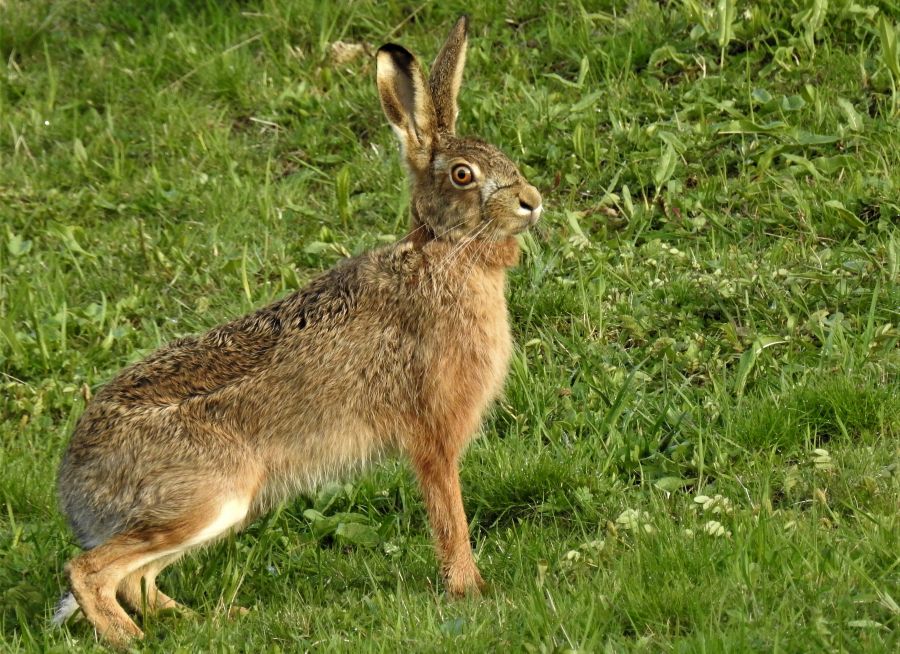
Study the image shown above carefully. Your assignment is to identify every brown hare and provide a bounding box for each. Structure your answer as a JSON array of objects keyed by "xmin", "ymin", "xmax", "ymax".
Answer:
[{"xmin": 53, "ymin": 16, "xmax": 542, "ymax": 646}]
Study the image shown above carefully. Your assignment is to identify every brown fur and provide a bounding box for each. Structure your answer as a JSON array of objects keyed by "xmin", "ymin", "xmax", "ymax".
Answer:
[{"xmin": 55, "ymin": 16, "xmax": 543, "ymax": 645}]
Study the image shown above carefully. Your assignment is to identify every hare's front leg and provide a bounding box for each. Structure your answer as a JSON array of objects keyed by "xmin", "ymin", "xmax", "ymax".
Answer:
[{"xmin": 409, "ymin": 440, "xmax": 484, "ymax": 596}]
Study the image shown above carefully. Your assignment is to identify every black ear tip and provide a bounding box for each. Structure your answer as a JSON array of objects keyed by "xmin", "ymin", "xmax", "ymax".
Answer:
[{"xmin": 378, "ymin": 43, "xmax": 415, "ymax": 71}]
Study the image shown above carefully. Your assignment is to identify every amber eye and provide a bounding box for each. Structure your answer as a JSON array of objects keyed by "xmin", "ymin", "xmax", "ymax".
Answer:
[{"xmin": 450, "ymin": 164, "xmax": 475, "ymax": 187}]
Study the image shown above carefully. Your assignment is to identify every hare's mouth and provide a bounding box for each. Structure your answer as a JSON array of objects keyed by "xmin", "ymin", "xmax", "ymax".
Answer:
[
  {"xmin": 508, "ymin": 204, "xmax": 542, "ymax": 235},
  {"xmin": 516, "ymin": 203, "xmax": 543, "ymax": 224}
]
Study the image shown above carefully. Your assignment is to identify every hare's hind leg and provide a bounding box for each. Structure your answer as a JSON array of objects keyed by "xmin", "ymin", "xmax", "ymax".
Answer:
[
  {"xmin": 67, "ymin": 496, "xmax": 251, "ymax": 645},
  {"xmin": 117, "ymin": 553, "xmax": 188, "ymax": 616},
  {"xmin": 65, "ymin": 534, "xmax": 156, "ymax": 646}
]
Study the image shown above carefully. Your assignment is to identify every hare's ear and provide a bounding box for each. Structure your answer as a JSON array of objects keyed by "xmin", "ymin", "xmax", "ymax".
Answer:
[
  {"xmin": 377, "ymin": 44, "xmax": 437, "ymax": 170},
  {"xmin": 429, "ymin": 15, "xmax": 468, "ymax": 135}
]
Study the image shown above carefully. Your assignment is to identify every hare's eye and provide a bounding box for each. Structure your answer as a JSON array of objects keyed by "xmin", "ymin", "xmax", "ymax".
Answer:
[{"xmin": 450, "ymin": 164, "xmax": 475, "ymax": 188}]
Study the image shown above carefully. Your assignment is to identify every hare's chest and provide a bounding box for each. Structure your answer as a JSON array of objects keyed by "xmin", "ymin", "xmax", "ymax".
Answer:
[
  {"xmin": 433, "ymin": 274, "xmax": 512, "ymax": 417},
  {"xmin": 470, "ymin": 296, "xmax": 512, "ymax": 398}
]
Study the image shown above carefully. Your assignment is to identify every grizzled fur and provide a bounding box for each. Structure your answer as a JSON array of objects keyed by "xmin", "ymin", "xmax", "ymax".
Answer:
[{"xmin": 54, "ymin": 16, "xmax": 543, "ymax": 646}]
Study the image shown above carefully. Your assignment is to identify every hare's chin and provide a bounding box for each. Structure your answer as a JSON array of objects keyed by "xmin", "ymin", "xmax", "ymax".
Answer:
[
  {"xmin": 515, "ymin": 205, "xmax": 543, "ymax": 223},
  {"xmin": 508, "ymin": 212, "xmax": 541, "ymax": 235}
]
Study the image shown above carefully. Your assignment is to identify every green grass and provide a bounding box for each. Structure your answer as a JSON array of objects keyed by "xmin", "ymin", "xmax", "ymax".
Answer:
[{"xmin": 1, "ymin": 0, "xmax": 899, "ymax": 650}]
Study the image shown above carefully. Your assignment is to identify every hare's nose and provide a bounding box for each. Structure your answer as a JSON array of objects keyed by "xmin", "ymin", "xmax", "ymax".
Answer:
[{"xmin": 518, "ymin": 185, "xmax": 543, "ymax": 222}]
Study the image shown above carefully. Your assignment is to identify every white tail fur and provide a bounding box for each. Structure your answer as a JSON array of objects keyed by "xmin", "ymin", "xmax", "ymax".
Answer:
[{"xmin": 51, "ymin": 591, "xmax": 80, "ymax": 626}]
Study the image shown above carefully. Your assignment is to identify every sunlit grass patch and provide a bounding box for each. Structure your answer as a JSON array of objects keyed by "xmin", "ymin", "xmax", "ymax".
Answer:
[{"xmin": 1, "ymin": 0, "xmax": 898, "ymax": 651}]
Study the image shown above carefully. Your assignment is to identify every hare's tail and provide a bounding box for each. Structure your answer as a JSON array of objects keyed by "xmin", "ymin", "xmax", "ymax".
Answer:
[{"xmin": 51, "ymin": 590, "xmax": 80, "ymax": 626}]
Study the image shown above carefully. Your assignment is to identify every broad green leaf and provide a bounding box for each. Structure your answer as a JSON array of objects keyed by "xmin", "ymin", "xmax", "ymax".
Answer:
[
  {"xmin": 621, "ymin": 184, "xmax": 634, "ymax": 218},
  {"xmin": 314, "ymin": 482, "xmax": 347, "ymax": 512},
  {"xmin": 334, "ymin": 522, "xmax": 381, "ymax": 548},
  {"xmin": 653, "ymin": 143, "xmax": 678, "ymax": 189},
  {"xmin": 566, "ymin": 211, "xmax": 590, "ymax": 249},
  {"xmin": 751, "ymin": 88, "xmax": 773, "ymax": 104},
  {"xmin": 847, "ymin": 619, "xmax": 885, "ymax": 629},
  {"xmin": 716, "ymin": 0, "xmax": 736, "ymax": 49},
  {"xmin": 837, "ymin": 98, "xmax": 863, "ymax": 131},
  {"xmin": 781, "ymin": 95, "xmax": 806, "ymax": 111},
  {"xmin": 543, "ymin": 73, "xmax": 583, "ymax": 88},
  {"xmin": 303, "ymin": 509, "xmax": 326, "ymax": 523},
  {"xmin": 792, "ymin": 130, "xmax": 839, "ymax": 145},
  {"xmin": 6, "ymin": 232, "xmax": 32, "ymax": 257},
  {"xmin": 73, "ymin": 137, "xmax": 88, "ymax": 164},
  {"xmin": 657, "ymin": 131, "xmax": 687, "ymax": 153},
  {"xmin": 798, "ymin": 0, "xmax": 828, "ymax": 52},
  {"xmin": 877, "ymin": 16, "xmax": 900, "ymax": 79},
  {"xmin": 576, "ymin": 55, "xmax": 590, "ymax": 87},
  {"xmin": 813, "ymin": 154, "xmax": 855, "ymax": 174},
  {"xmin": 51, "ymin": 225, "xmax": 92, "ymax": 256},
  {"xmin": 654, "ymin": 476, "xmax": 688, "ymax": 492},
  {"xmin": 734, "ymin": 339, "xmax": 762, "ymax": 398},
  {"xmin": 439, "ymin": 617, "xmax": 466, "ymax": 636},
  {"xmin": 648, "ymin": 45, "xmax": 686, "ymax": 70},
  {"xmin": 305, "ymin": 509, "xmax": 370, "ymax": 539},
  {"xmin": 0, "ymin": 317, "xmax": 25, "ymax": 359},
  {"xmin": 782, "ymin": 153, "xmax": 824, "ymax": 179},
  {"xmin": 303, "ymin": 241, "xmax": 332, "ymax": 254},
  {"xmin": 825, "ymin": 200, "xmax": 867, "ymax": 230},
  {"xmin": 570, "ymin": 90, "xmax": 604, "ymax": 114}
]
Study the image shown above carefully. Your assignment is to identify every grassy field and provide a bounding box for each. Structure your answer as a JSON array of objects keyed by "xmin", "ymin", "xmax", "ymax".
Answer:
[{"xmin": 1, "ymin": 0, "xmax": 899, "ymax": 651}]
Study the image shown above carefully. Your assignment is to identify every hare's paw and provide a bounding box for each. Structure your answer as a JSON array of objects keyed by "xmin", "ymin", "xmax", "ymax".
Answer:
[
  {"xmin": 96, "ymin": 615, "xmax": 144, "ymax": 650},
  {"xmin": 445, "ymin": 561, "xmax": 485, "ymax": 598}
]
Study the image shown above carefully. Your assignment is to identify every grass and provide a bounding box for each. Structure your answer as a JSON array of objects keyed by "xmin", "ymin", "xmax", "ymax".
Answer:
[{"xmin": 1, "ymin": 0, "xmax": 898, "ymax": 650}]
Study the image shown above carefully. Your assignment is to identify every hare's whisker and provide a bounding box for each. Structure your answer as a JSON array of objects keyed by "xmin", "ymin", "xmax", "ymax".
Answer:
[
  {"xmin": 442, "ymin": 220, "xmax": 492, "ymax": 268},
  {"xmin": 459, "ymin": 220, "xmax": 496, "ymax": 289}
]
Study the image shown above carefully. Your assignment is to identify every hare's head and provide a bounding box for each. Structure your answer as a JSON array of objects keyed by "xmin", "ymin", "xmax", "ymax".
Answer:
[{"xmin": 377, "ymin": 17, "xmax": 542, "ymax": 243}]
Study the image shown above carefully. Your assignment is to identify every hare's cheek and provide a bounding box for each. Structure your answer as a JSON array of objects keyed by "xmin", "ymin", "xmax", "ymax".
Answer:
[
  {"xmin": 447, "ymin": 189, "xmax": 480, "ymax": 221},
  {"xmin": 485, "ymin": 195, "xmax": 515, "ymax": 222}
]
